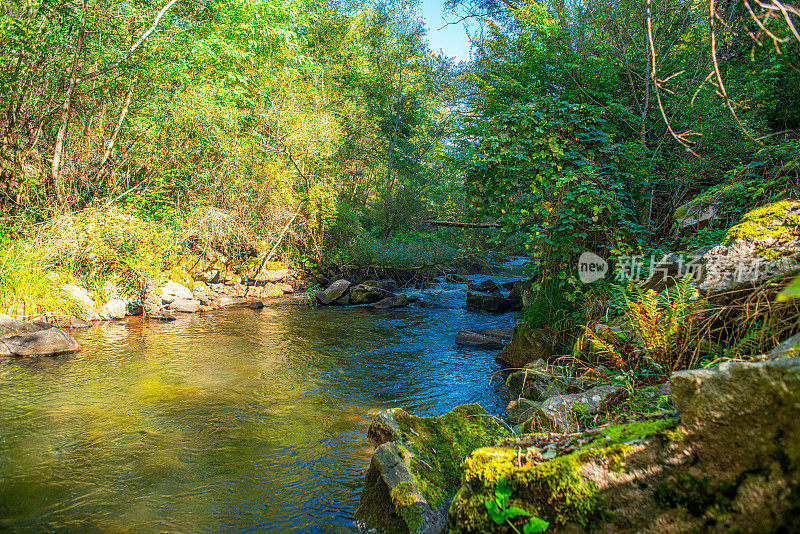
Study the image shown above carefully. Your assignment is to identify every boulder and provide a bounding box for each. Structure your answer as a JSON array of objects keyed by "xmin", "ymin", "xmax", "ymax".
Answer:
[
  {"xmin": 63, "ymin": 283, "xmax": 101, "ymax": 322},
  {"xmin": 698, "ymin": 201, "xmax": 800, "ymax": 297},
  {"xmin": 277, "ymin": 282, "xmax": 294, "ymax": 294},
  {"xmin": 465, "ymin": 292, "xmax": 509, "ymax": 313},
  {"xmin": 639, "ymin": 253, "xmax": 685, "ymax": 292},
  {"xmin": 528, "ymin": 385, "xmax": 620, "ymax": 433},
  {"xmin": 505, "ymin": 364, "xmax": 562, "ymax": 402},
  {"xmin": 254, "ymin": 269, "xmax": 288, "ymax": 283},
  {"xmin": 445, "ymin": 274, "xmax": 469, "ymax": 284},
  {"xmin": 467, "ymin": 280, "xmax": 502, "ymax": 293},
  {"xmin": 316, "ymin": 279, "xmax": 352, "ymax": 305},
  {"xmin": 147, "ymin": 309, "xmax": 176, "ymax": 321},
  {"xmin": 100, "ymin": 299, "xmax": 127, "ymax": 320},
  {"xmin": 0, "ymin": 314, "xmax": 25, "ymax": 336},
  {"xmin": 160, "ymin": 281, "xmax": 193, "ymax": 304},
  {"xmin": 169, "ymin": 298, "xmax": 202, "ymax": 313},
  {"xmin": 507, "ymin": 279, "xmax": 534, "ymax": 310},
  {"xmin": 126, "ymin": 301, "xmax": 144, "ymax": 316},
  {"xmin": 676, "ymin": 202, "xmax": 719, "ymax": 237},
  {"xmin": 355, "ymin": 405, "xmax": 508, "ymax": 534},
  {"xmin": 350, "ymin": 284, "xmax": 394, "ymax": 305},
  {"xmin": 454, "ymin": 330, "xmax": 506, "ymax": 350},
  {"xmin": 479, "ymin": 328, "xmax": 514, "ymax": 341},
  {"xmin": 495, "ymin": 325, "xmax": 553, "ymax": 368},
  {"xmin": 506, "ymin": 398, "xmax": 542, "ymax": 426},
  {"xmin": 372, "ymin": 294, "xmax": 410, "ymax": 309},
  {"xmin": 767, "ymin": 332, "xmax": 800, "ymax": 359},
  {"xmin": 1, "ymin": 327, "xmax": 79, "ymax": 356}
]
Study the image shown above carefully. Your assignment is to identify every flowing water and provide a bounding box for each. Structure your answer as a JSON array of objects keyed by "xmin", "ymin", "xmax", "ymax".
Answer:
[{"xmin": 0, "ymin": 260, "xmax": 532, "ymax": 533}]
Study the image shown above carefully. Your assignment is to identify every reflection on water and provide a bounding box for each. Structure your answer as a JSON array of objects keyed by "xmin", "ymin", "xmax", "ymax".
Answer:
[{"xmin": 0, "ymin": 268, "xmax": 526, "ymax": 532}]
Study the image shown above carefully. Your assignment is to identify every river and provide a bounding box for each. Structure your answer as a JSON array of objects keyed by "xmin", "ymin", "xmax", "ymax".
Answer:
[{"xmin": 0, "ymin": 260, "xmax": 531, "ymax": 532}]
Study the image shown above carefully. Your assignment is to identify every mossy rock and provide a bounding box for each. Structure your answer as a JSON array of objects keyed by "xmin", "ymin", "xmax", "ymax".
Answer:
[
  {"xmin": 356, "ymin": 404, "xmax": 509, "ymax": 534},
  {"xmin": 496, "ymin": 326, "xmax": 553, "ymax": 369},
  {"xmin": 447, "ymin": 418, "xmax": 678, "ymax": 533},
  {"xmin": 723, "ymin": 200, "xmax": 800, "ymax": 255}
]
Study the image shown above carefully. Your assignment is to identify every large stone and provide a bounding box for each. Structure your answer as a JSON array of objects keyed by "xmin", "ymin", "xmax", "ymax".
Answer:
[
  {"xmin": 100, "ymin": 299, "xmax": 127, "ymax": 320},
  {"xmin": 350, "ymin": 284, "xmax": 394, "ymax": 305},
  {"xmin": 372, "ymin": 294, "xmax": 410, "ymax": 309},
  {"xmin": 639, "ymin": 253, "xmax": 685, "ymax": 292},
  {"xmin": 697, "ymin": 201, "xmax": 800, "ymax": 297},
  {"xmin": 465, "ymin": 292, "xmax": 509, "ymax": 313},
  {"xmin": 355, "ymin": 405, "xmax": 508, "ymax": 534},
  {"xmin": 506, "ymin": 398, "xmax": 542, "ymax": 426},
  {"xmin": 445, "ymin": 274, "xmax": 469, "ymax": 284},
  {"xmin": 0, "ymin": 314, "xmax": 25, "ymax": 336},
  {"xmin": 1, "ymin": 327, "xmax": 79, "ymax": 356},
  {"xmin": 63, "ymin": 284, "xmax": 101, "ymax": 321},
  {"xmin": 767, "ymin": 332, "xmax": 800, "ymax": 359},
  {"xmin": 505, "ymin": 364, "xmax": 562, "ymax": 402},
  {"xmin": 316, "ymin": 279, "xmax": 352, "ymax": 305},
  {"xmin": 507, "ymin": 279, "xmax": 534, "ymax": 310},
  {"xmin": 454, "ymin": 330, "xmax": 506, "ymax": 350},
  {"xmin": 254, "ymin": 269, "xmax": 288, "ymax": 283},
  {"xmin": 495, "ymin": 325, "xmax": 553, "ymax": 369},
  {"xmin": 529, "ymin": 385, "xmax": 620, "ymax": 433},
  {"xmin": 676, "ymin": 202, "xmax": 719, "ymax": 237},
  {"xmin": 169, "ymin": 298, "xmax": 201, "ymax": 313},
  {"xmin": 467, "ymin": 280, "xmax": 502, "ymax": 293},
  {"xmin": 160, "ymin": 281, "xmax": 193, "ymax": 304}
]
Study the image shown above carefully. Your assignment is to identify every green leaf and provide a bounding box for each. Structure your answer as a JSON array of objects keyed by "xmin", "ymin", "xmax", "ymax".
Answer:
[{"xmin": 777, "ymin": 274, "xmax": 800, "ymax": 302}]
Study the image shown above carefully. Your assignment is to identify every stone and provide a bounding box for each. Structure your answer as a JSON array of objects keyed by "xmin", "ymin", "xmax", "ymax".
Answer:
[
  {"xmin": 478, "ymin": 328, "xmax": 513, "ymax": 341},
  {"xmin": 506, "ymin": 398, "xmax": 542, "ymax": 426},
  {"xmin": 445, "ymin": 274, "xmax": 469, "ymax": 284},
  {"xmin": 465, "ymin": 291, "xmax": 509, "ymax": 313},
  {"xmin": 507, "ymin": 279, "xmax": 534, "ymax": 310},
  {"xmin": 355, "ymin": 405, "xmax": 508, "ymax": 534},
  {"xmin": 169, "ymin": 298, "xmax": 201, "ymax": 313},
  {"xmin": 63, "ymin": 283, "xmax": 101, "ymax": 322},
  {"xmin": 147, "ymin": 309, "xmax": 176, "ymax": 321},
  {"xmin": 454, "ymin": 330, "xmax": 506, "ymax": 350},
  {"xmin": 350, "ymin": 284, "xmax": 394, "ymax": 305},
  {"xmin": 639, "ymin": 253, "xmax": 685, "ymax": 292},
  {"xmin": 100, "ymin": 299, "xmax": 127, "ymax": 320},
  {"xmin": 277, "ymin": 282, "xmax": 294, "ymax": 293},
  {"xmin": 316, "ymin": 279, "xmax": 352, "ymax": 305},
  {"xmin": 1, "ymin": 327, "xmax": 79, "ymax": 356},
  {"xmin": 0, "ymin": 314, "xmax": 25, "ymax": 336},
  {"xmin": 767, "ymin": 332, "xmax": 800, "ymax": 359},
  {"xmin": 160, "ymin": 281, "xmax": 193, "ymax": 304},
  {"xmin": 698, "ymin": 201, "xmax": 800, "ymax": 297},
  {"xmin": 530, "ymin": 385, "xmax": 620, "ymax": 433},
  {"xmin": 495, "ymin": 325, "xmax": 553, "ymax": 368},
  {"xmin": 467, "ymin": 280, "xmax": 502, "ymax": 293},
  {"xmin": 254, "ymin": 269, "xmax": 288, "ymax": 283},
  {"xmin": 505, "ymin": 364, "xmax": 562, "ymax": 402},
  {"xmin": 127, "ymin": 301, "xmax": 144, "ymax": 316},
  {"xmin": 676, "ymin": 202, "xmax": 719, "ymax": 237},
  {"xmin": 372, "ymin": 294, "xmax": 410, "ymax": 309},
  {"xmin": 194, "ymin": 269, "xmax": 219, "ymax": 284}
]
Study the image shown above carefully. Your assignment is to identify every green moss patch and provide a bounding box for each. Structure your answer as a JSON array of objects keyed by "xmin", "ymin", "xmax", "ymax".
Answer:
[
  {"xmin": 393, "ymin": 404, "xmax": 509, "ymax": 508},
  {"xmin": 723, "ymin": 200, "xmax": 800, "ymax": 256}
]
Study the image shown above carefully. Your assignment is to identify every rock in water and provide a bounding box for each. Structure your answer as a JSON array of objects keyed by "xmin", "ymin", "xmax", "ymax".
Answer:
[
  {"xmin": 350, "ymin": 284, "xmax": 394, "ymax": 305},
  {"xmin": 372, "ymin": 294, "xmax": 409, "ymax": 309},
  {"xmin": 169, "ymin": 298, "xmax": 202, "ymax": 313},
  {"xmin": 465, "ymin": 292, "xmax": 509, "ymax": 313},
  {"xmin": 1, "ymin": 328, "xmax": 79, "ymax": 356},
  {"xmin": 160, "ymin": 281, "xmax": 193, "ymax": 303},
  {"xmin": 355, "ymin": 404, "xmax": 508, "ymax": 534},
  {"xmin": 467, "ymin": 280, "xmax": 502, "ymax": 293},
  {"xmin": 454, "ymin": 330, "xmax": 506, "ymax": 350},
  {"xmin": 100, "ymin": 299, "xmax": 127, "ymax": 320},
  {"xmin": 316, "ymin": 279, "xmax": 351, "ymax": 305}
]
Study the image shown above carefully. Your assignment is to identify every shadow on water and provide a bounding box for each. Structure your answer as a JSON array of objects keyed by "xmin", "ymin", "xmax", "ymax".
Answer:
[{"xmin": 0, "ymin": 261, "xmax": 530, "ymax": 533}]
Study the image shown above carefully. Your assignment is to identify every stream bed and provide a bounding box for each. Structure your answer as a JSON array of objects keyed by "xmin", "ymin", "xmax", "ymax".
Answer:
[{"xmin": 0, "ymin": 261, "xmax": 532, "ymax": 533}]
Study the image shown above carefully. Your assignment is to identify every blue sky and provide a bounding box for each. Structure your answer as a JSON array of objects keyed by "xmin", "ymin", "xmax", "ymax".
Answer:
[{"xmin": 418, "ymin": 0, "xmax": 472, "ymax": 62}]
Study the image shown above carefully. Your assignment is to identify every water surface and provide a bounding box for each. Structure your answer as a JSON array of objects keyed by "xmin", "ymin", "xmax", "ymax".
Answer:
[{"xmin": 0, "ymin": 267, "xmax": 528, "ymax": 532}]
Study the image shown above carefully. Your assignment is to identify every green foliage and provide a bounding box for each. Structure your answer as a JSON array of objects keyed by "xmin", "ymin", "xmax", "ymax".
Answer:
[
  {"xmin": 464, "ymin": 97, "xmax": 645, "ymax": 270},
  {"xmin": 584, "ymin": 278, "xmax": 708, "ymax": 375},
  {"xmin": 341, "ymin": 232, "xmax": 463, "ymax": 270},
  {"xmin": 485, "ymin": 478, "xmax": 549, "ymax": 534}
]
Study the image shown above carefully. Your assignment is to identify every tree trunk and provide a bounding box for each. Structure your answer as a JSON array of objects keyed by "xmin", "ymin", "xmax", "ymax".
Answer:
[
  {"xmin": 98, "ymin": 74, "xmax": 138, "ymax": 187},
  {"xmin": 51, "ymin": 0, "xmax": 89, "ymax": 211}
]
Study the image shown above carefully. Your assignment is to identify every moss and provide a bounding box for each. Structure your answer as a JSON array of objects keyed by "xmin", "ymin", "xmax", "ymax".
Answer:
[
  {"xmin": 449, "ymin": 445, "xmax": 608, "ymax": 532},
  {"xmin": 393, "ymin": 404, "xmax": 508, "ymax": 508},
  {"xmin": 448, "ymin": 418, "xmax": 681, "ymax": 533},
  {"xmin": 723, "ymin": 200, "xmax": 800, "ymax": 256},
  {"xmin": 571, "ymin": 402, "xmax": 589, "ymax": 415},
  {"xmin": 390, "ymin": 482, "xmax": 424, "ymax": 531},
  {"xmin": 654, "ymin": 474, "xmax": 739, "ymax": 517}
]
